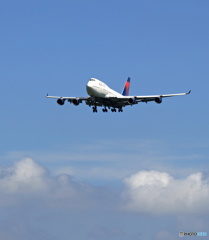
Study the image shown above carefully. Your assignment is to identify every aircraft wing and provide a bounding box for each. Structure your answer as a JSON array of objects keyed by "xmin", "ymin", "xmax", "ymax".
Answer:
[
  {"xmin": 112, "ymin": 90, "xmax": 191, "ymax": 105},
  {"xmin": 115, "ymin": 90, "xmax": 191, "ymax": 103},
  {"xmin": 46, "ymin": 94, "xmax": 90, "ymax": 102},
  {"xmin": 135, "ymin": 90, "xmax": 191, "ymax": 102}
]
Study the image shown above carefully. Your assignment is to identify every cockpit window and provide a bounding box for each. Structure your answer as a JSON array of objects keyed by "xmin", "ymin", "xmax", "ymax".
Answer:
[{"xmin": 90, "ymin": 79, "xmax": 95, "ymax": 81}]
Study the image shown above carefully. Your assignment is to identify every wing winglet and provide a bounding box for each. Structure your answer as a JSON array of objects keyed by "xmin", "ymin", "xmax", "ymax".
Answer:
[{"xmin": 187, "ymin": 90, "xmax": 191, "ymax": 94}]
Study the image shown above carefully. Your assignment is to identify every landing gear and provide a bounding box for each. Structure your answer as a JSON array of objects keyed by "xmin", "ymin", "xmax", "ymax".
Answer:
[
  {"xmin": 93, "ymin": 106, "xmax": 97, "ymax": 113},
  {"xmin": 91, "ymin": 106, "xmax": 123, "ymax": 113}
]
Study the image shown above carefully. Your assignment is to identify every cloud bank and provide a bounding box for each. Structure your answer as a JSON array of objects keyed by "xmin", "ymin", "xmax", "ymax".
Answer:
[
  {"xmin": 122, "ymin": 170, "xmax": 209, "ymax": 214},
  {"xmin": 0, "ymin": 158, "xmax": 105, "ymax": 209},
  {"xmin": 1, "ymin": 158, "xmax": 209, "ymax": 216}
]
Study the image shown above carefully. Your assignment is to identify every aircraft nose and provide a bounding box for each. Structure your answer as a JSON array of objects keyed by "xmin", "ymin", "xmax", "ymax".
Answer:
[
  {"xmin": 86, "ymin": 81, "xmax": 91, "ymax": 89},
  {"xmin": 86, "ymin": 81, "xmax": 93, "ymax": 96},
  {"xmin": 86, "ymin": 81, "xmax": 91, "ymax": 90}
]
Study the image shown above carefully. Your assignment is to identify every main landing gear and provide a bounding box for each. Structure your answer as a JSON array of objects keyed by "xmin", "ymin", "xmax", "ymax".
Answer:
[
  {"xmin": 92, "ymin": 106, "xmax": 123, "ymax": 113},
  {"xmin": 111, "ymin": 108, "xmax": 123, "ymax": 112},
  {"xmin": 93, "ymin": 106, "xmax": 97, "ymax": 113}
]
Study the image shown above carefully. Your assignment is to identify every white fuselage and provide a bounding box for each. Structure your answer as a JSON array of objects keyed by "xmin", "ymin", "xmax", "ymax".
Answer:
[{"xmin": 86, "ymin": 78, "xmax": 122, "ymax": 98}]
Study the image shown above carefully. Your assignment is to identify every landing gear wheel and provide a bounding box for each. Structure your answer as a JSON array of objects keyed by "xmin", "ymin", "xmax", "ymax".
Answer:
[{"xmin": 93, "ymin": 106, "xmax": 97, "ymax": 113}]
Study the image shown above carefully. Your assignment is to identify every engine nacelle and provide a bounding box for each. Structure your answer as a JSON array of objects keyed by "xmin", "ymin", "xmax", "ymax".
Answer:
[
  {"xmin": 72, "ymin": 98, "xmax": 80, "ymax": 106},
  {"xmin": 57, "ymin": 98, "xmax": 65, "ymax": 105},
  {"xmin": 128, "ymin": 98, "xmax": 136, "ymax": 105},
  {"xmin": 155, "ymin": 97, "xmax": 162, "ymax": 104}
]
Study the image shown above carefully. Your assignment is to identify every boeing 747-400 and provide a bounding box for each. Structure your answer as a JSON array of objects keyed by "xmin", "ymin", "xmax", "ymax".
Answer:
[{"xmin": 46, "ymin": 77, "xmax": 191, "ymax": 112}]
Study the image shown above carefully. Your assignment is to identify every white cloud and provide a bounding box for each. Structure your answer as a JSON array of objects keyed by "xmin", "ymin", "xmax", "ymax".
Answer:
[
  {"xmin": 0, "ymin": 158, "xmax": 101, "ymax": 209},
  {"xmin": 122, "ymin": 170, "xmax": 209, "ymax": 214},
  {"xmin": 123, "ymin": 170, "xmax": 172, "ymax": 189},
  {"xmin": 0, "ymin": 158, "xmax": 48, "ymax": 193}
]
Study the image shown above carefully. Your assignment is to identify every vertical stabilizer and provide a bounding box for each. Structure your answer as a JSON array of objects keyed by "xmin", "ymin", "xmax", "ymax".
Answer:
[{"xmin": 122, "ymin": 77, "xmax": 131, "ymax": 96}]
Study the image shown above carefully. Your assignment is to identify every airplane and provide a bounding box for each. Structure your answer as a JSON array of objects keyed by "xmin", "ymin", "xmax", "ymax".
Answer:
[{"xmin": 46, "ymin": 77, "xmax": 191, "ymax": 113}]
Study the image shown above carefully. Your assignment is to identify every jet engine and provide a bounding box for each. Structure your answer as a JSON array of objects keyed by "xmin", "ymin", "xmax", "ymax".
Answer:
[
  {"xmin": 155, "ymin": 97, "xmax": 162, "ymax": 104},
  {"xmin": 57, "ymin": 99, "xmax": 65, "ymax": 105},
  {"xmin": 128, "ymin": 98, "xmax": 136, "ymax": 105},
  {"xmin": 72, "ymin": 98, "xmax": 80, "ymax": 106}
]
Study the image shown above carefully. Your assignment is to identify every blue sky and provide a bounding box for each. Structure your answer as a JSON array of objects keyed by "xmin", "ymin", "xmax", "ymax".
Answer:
[{"xmin": 1, "ymin": 1, "xmax": 209, "ymax": 239}]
